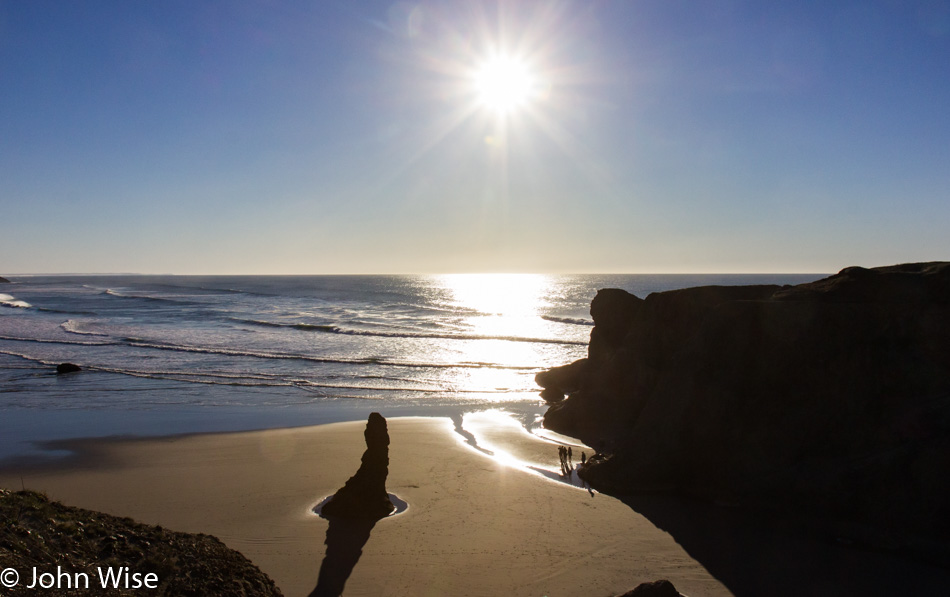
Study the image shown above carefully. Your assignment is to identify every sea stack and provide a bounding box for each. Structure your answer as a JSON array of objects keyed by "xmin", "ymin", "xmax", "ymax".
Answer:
[
  {"xmin": 56, "ymin": 363, "xmax": 82, "ymax": 374},
  {"xmin": 0, "ymin": 276, "xmax": 10, "ymax": 283},
  {"xmin": 321, "ymin": 412, "xmax": 395, "ymax": 520}
]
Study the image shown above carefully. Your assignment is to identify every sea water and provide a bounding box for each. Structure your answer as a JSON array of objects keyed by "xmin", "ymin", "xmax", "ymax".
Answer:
[{"xmin": 0, "ymin": 273, "xmax": 823, "ymax": 460}]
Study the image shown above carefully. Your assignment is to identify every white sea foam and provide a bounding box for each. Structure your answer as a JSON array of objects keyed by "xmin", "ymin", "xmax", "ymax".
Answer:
[
  {"xmin": 61, "ymin": 319, "xmax": 110, "ymax": 337},
  {"xmin": 0, "ymin": 293, "xmax": 32, "ymax": 308}
]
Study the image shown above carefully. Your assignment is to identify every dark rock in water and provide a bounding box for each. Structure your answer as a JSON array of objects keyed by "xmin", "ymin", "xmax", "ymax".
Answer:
[
  {"xmin": 56, "ymin": 363, "xmax": 82, "ymax": 374},
  {"xmin": 616, "ymin": 579, "xmax": 680, "ymax": 597},
  {"xmin": 0, "ymin": 276, "xmax": 9, "ymax": 283},
  {"xmin": 321, "ymin": 412, "xmax": 395, "ymax": 520},
  {"xmin": 540, "ymin": 262, "xmax": 950, "ymax": 562},
  {"xmin": 535, "ymin": 358, "xmax": 588, "ymax": 403}
]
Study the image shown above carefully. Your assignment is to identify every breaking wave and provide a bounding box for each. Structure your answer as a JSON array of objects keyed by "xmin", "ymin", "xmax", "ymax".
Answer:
[
  {"xmin": 60, "ymin": 319, "xmax": 110, "ymax": 337},
  {"xmin": 231, "ymin": 318, "xmax": 586, "ymax": 346},
  {"xmin": 0, "ymin": 334, "xmax": 114, "ymax": 347},
  {"xmin": 103, "ymin": 289, "xmax": 184, "ymax": 304},
  {"xmin": 0, "ymin": 293, "xmax": 32, "ymax": 309},
  {"xmin": 541, "ymin": 315, "xmax": 595, "ymax": 326},
  {"xmin": 122, "ymin": 338, "xmax": 539, "ymax": 370}
]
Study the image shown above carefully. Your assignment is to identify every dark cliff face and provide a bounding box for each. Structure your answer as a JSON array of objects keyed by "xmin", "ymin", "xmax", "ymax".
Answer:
[
  {"xmin": 544, "ymin": 283, "xmax": 784, "ymax": 443},
  {"xmin": 539, "ymin": 262, "xmax": 950, "ymax": 559}
]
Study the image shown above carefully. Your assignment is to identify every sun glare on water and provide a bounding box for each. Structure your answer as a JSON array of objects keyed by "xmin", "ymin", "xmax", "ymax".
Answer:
[
  {"xmin": 473, "ymin": 54, "xmax": 537, "ymax": 114},
  {"xmin": 432, "ymin": 274, "xmax": 560, "ymax": 401}
]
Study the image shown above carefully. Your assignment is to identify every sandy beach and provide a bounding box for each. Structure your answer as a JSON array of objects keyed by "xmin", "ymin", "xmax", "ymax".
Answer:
[{"xmin": 0, "ymin": 417, "xmax": 732, "ymax": 597}]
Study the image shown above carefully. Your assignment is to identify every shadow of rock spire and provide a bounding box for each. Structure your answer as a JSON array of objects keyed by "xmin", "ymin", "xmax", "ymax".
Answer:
[{"xmin": 309, "ymin": 413, "xmax": 395, "ymax": 597}]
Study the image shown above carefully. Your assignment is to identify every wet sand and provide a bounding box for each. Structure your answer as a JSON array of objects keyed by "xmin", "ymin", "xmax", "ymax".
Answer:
[{"xmin": 0, "ymin": 417, "xmax": 732, "ymax": 597}]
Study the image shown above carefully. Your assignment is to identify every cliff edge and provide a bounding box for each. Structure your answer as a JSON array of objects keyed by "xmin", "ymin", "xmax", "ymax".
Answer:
[{"xmin": 539, "ymin": 262, "xmax": 950, "ymax": 563}]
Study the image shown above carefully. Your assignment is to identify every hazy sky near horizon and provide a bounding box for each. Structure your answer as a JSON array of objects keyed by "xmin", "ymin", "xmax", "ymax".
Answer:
[{"xmin": 2, "ymin": 1, "xmax": 949, "ymax": 274}]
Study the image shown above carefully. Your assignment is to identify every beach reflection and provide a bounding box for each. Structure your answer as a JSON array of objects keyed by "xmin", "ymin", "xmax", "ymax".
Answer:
[{"xmin": 459, "ymin": 409, "xmax": 591, "ymax": 489}]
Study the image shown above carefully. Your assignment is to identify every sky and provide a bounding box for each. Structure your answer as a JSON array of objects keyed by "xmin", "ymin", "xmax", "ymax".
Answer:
[{"xmin": 1, "ymin": 0, "xmax": 949, "ymax": 274}]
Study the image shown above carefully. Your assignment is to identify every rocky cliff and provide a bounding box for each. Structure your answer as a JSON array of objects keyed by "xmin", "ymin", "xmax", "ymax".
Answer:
[{"xmin": 539, "ymin": 262, "xmax": 950, "ymax": 562}]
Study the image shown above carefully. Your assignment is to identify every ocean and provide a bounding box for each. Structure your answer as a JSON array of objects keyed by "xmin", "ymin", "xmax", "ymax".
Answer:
[{"xmin": 0, "ymin": 273, "xmax": 823, "ymax": 461}]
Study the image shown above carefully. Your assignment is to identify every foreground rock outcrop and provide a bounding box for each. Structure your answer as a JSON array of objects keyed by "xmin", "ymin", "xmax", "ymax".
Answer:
[
  {"xmin": 615, "ymin": 579, "xmax": 681, "ymax": 597},
  {"xmin": 540, "ymin": 262, "xmax": 950, "ymax": 562},
  {"xmin": 0, "ymin": 489, "xmax": 283, "ymax": 596},
  {"xmin": 320, "ymin": 412, "xmax": 395, "ymax": 520}
]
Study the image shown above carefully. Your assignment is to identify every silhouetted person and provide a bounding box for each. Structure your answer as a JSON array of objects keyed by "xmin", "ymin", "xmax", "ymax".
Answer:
[{"xmin": 581, "ymin": 451, "xmax": 587, "ymax": 465}]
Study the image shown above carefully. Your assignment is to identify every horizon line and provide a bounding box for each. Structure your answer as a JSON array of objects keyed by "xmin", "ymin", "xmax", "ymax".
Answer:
[{"xmin": 3, "ymin": 270, "xmax": 836, "ymax": 277}]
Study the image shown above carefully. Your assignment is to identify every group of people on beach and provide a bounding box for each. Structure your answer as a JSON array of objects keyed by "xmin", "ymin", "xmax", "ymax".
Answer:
[
  {"xmin": 558, "ymin": 446, "xmax": 585, "ymax": 476},
  {"xmin": 557, "ymin": 445, "xmax": 595, "ymax": 496}
]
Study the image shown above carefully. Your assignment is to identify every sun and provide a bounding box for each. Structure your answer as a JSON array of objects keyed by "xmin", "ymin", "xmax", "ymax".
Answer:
[{"xmin": 473, "ymin": 54, "xmax": 536, "ymax": 114}]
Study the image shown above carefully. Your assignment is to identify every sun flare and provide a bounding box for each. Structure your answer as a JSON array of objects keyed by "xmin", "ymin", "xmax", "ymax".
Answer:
[{"xmin": 473, "ymin": 55, "xmax": 536, "ymax": 114}]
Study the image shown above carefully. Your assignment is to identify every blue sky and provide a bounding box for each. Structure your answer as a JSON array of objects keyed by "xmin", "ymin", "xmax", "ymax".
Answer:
[{"xmin": 2, "ymin": 0, "xmax": 948, "ymax": 274}]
